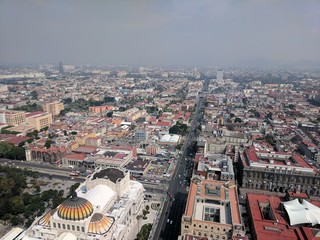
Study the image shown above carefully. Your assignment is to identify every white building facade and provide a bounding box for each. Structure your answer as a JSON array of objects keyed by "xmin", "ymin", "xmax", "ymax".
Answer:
[{"xmin": 22, "ymin": 168, "xmax": 145, "ymax": 240}]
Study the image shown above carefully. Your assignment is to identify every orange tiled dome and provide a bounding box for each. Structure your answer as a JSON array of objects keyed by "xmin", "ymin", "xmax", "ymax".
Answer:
[
  {"xmin": 38, "ymin": 209, "xmax": 57, "ymax": 226},
  {"xmin": 88, "ymin": 213, "xmax": 114, "ymax": 234},
  {"xmin": 57, "ymin": 196, "xmax": 93, "ymax": 221}
]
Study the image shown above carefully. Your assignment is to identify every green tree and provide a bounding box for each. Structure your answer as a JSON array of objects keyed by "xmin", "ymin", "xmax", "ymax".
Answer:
[
  {"xmin": 10, "ymin": 215, "xmax": 23, "ymax": 226},
  {"xmin": 104, "ymin": 96, "xmax": 115, "ymax": 103},
  {"xmin": 235, "ymin": 117, "xmax": 242, "ymax": 123},
  {"xmin": 0, "ymin": 177, "xmax": 15, "ymax": 197},
  {"xmin": 35, "ymin": 185, "xmax": 41, "ymax": 193},
  {"xmin": 59, "ymin": 109, "xmax": 67, "ymax": 116},
  {"xmin": 266, "ymin": 134, "xmax": 275, "ymax": 146},
  {"xmin": 106, "ymin": 111, "xmax": 113, "ymax": 117},
  {"xmin": 288, "ymin": 104, "xmax": 295, "ymax": 109},
  {"xmin": 30, "ymin": 90, "xmax": 38, "ymax": 100},
  {"xmin": 169, "ymin": 125, "xmax": 180, "ymax": 134},
  {"xmin": 254, "ymin": 111, "xmax": 260, "ymax": 118},
  {"xmin": 45, "ymin": 140, "xmax": 52, "ymax": 149},
  {"xmin": 11, "ymin": 196, "xmax": 25, "ymax": 214},
  {"xmin": 62, "ymin": 98, "xmax": 73, "ymax": 104},
  {"xmin": 266, "ymin": 112, "xmax": 273, "ymax": 120},
  {"xmin": 119, "ymin": 107, "xmax": 126, "ymax": 112},
  {"xmin": 137, "ymin": 223, "xmax": 153, "ymax": 240}
]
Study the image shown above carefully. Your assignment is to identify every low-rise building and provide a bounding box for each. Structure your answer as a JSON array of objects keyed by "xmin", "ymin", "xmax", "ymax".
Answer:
[
  {"xmin": 246, "ymin": 192, "xmax": 320, "ymax": 240},
  {"xmin": 89, "ymin": 105, "xmax": 113, "ymax": 114},
  {"xmin": 239, "ymin": 145, "xmax": 320, "ymax": 197},
  {"xmin": 196, "ymin": 154, "xmax": 235, "ymax": 181},
  {"xmin": 179, "ymin": 179, "xmax": 246, "ymax": 240}
]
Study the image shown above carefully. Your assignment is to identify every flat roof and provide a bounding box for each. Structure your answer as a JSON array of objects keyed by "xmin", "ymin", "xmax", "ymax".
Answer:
[{"xmin": 73, "ymin": 145, "xmax": 97, "ymax": 154}]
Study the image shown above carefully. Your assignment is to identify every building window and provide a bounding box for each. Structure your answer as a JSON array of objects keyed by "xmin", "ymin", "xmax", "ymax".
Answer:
[
  {"xmin": 72, "ymin": 225, "xmax": 75, "ymax": 231},
  {"xmin": 81, "ymin": 227, "xmax": 85, "ymax": 232},
  {"xmin": 58, "ymin": 223, "xmax": 61, "ymax": 228},
  {"xmin": 53, "ymin": 223, "xmax": 56, "ymax": 228},
  {"xmin": 62, "ymin": 224, "xmax": 65, "ymax": 229},
  {"xmin": 77, "ymin": 226, "xmax": 80, "ymax": 231},
  {"xmin": 67, "ymin": 225, "xmax": 70, "ymax": 230}
]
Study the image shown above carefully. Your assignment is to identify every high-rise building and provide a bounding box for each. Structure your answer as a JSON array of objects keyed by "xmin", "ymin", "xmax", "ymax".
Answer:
[
  {"xmin": 59, "ymin": 61, "xmax": 64, "ymax": 74},
  {"xmin": 217, "ymin": 70, "xmax": 223, "ymax": 81},
  {"xmin": 43, "ymin": 101, "xmax": 64, "ymax": 116}
]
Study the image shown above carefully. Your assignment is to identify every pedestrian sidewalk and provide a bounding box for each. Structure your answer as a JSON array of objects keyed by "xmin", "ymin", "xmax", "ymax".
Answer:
[{"xmin": 127, "ymin": 200, "xmax": 161, "ymax": 240}]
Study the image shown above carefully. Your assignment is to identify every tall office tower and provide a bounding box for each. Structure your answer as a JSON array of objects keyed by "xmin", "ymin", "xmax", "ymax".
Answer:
[
  {"xmin": 59, "ymin": 61, "xmax": 64, "ymax": 74},
  {"xmin": 217, "ymin": 70, "xmax": 223, "ymax": 81}
]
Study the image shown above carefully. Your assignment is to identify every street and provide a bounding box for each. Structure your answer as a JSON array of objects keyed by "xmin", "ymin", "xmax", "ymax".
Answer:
[{"xmin": 153, "ymin": 80, "xmax": 207, "ymax": 240}]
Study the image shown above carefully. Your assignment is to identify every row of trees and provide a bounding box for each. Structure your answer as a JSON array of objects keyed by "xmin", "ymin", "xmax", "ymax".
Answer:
[
  {"xmin": 13, "ymin": 102, "xmax": 42, "ymax": 112},
  {"xmin": 0, "ymin": 126, "xmax": 21, "ymax": 135}
]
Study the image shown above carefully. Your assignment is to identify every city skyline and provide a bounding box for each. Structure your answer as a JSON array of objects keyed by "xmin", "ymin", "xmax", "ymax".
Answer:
[{"xmin": 1, "ymin": 0, "xmax": 320, "ymax": 67}]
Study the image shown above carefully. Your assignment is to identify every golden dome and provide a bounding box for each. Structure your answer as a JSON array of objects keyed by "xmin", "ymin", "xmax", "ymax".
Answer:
[
  {"xmin": 38, "ymin": 209, "xmax": 57, "ymax": 226},
  {"xmin": 88, "ymin": 213, "xmax": 114, "ymax": 234},
  {"xmin": 57, "ymin": 196, "xmax": 93, "ymax": 221}
]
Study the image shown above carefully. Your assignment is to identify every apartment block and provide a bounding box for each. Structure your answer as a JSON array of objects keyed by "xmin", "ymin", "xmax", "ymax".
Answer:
[
  {"xmin": 43, "ymin": 101, "xmax": 64, "ymax": 116},
  {"xmin": 26, "ymin": 111, "xmax": 52, "ymax": 130},
  {"xmin": 0, "ymin": 110, "xmax": 26, "ymax": 126}
]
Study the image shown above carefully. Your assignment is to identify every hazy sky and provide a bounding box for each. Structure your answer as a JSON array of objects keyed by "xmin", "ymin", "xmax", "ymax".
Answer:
[{"xmin": 0, "ymin": 0, "xmax": 320, "ymax": 66}]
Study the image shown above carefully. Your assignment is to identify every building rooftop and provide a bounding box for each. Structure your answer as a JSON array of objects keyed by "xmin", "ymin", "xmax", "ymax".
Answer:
[
  {"xmin": 92, "ymin": 168, "xmax": 125, "ymax": 183},
  {"xmin": 73, "ymin": 145, "xmax": 97, "ymax": 154},
  {"xmin": 247, "ymin": 193, "xmax": 320, "ymax": 240},
  {"xmin": 185, "ymin": 179, "xmax": 241, "ymax": 225},
  {"xmin": 63, "ymin": 153, "xmax": 86, "ymax": 161},
  {"xmin": 25, "ymin": 111, "xmax": 48, "ymax": 118}
]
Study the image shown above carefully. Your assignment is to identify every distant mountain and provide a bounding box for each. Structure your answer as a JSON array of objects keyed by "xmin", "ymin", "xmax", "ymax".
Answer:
[
  {"xmin": 231, "ymin": 58, "xmax": 320, "ymax": 69},
  {"xmin": 232, "ymin": 58, "xmax": 276, "ymax": 68},
  {"xmin": 284, "ymin": 60, "xmax": 320, "ymax": 69}
]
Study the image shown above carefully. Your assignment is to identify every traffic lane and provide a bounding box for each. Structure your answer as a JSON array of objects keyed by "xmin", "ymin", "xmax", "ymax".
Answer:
[
  {"xmin": 1, "ymin": 158, "xmax": 72, "ymax": 172},
  {"xmin": 161, "ymin": 192, "xmax": 187, "ymax": 240},
  {"xmin": 155, "ymin": 197, "xmax": 172, "ymax": 239}
]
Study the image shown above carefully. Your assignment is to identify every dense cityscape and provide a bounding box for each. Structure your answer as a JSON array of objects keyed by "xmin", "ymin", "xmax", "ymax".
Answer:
[
  {"xmin": 0, "ymin": 64, "xmax": 319, "ymax": 240},
  {"xmin": 1, "ymin": 0, "xmax": 320, "ymax": 239}
]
